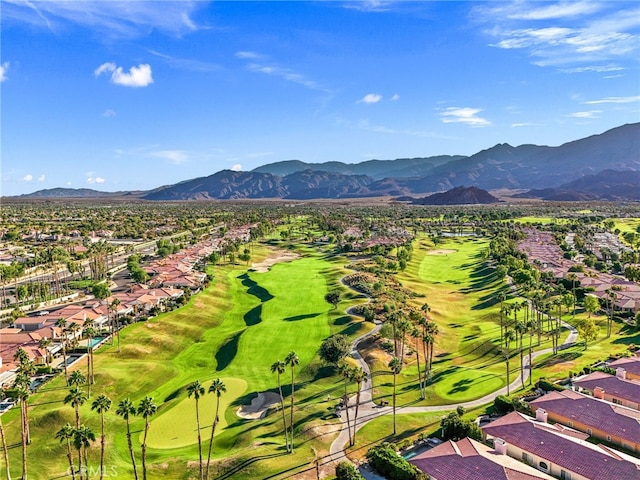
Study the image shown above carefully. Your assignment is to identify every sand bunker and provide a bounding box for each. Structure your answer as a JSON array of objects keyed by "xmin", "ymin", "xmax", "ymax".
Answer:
[
  {"xmin": 236, "ymin": 391, "xmax": 281, "ymax": 420},
  {"xmin": 427, "ymin": 249, "xmax": 457, "ymax": 255},
  {"xmin": 251, "ymin": 251, "xmax": 300, "ymax": 272}
]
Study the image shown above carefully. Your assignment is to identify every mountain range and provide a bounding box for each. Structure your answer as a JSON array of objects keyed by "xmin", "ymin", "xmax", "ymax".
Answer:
[{"xmin": 15, "ymin": 123, "xmax": 640, "ymax": 201}]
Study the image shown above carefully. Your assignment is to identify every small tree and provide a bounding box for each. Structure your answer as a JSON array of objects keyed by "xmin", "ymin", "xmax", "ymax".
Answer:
[
  {"xmin": 584, "ymin": 295, "xmax": 600, "ymax": 318},
  {"xmin": 319, "ymin": 334, "xmax": 350, "ymax": 366},
  {"xmin": 335, "ymin": 461, "xmax": 364, "ymax": 480},
  {"xmin": 577, "ymin": 317, "xmax": 598, "ymax": 349},
  {"xmin": 325, "ymin": 290, "xmax": 341, "ymax": 309}
]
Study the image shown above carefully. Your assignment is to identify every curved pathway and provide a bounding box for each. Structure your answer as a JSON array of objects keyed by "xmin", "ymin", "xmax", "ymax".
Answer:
[{"xmin": 328, "ymin": 271, "xmax": 580, "ymax": 466}]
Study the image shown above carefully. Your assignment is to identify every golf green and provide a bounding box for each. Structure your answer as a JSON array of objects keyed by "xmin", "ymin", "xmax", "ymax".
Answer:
[{"xmin": 145, "ymin": 377, "xmax": 247, "ymax": 449}]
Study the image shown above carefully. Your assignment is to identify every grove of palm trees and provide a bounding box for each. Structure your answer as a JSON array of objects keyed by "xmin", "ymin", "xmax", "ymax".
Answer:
[{"xmin": 0, "ymin": 202, "xmax": 639, "ymax": 478}]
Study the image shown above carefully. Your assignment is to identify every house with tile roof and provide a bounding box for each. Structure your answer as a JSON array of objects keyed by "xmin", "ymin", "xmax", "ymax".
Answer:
[
  {"xmin": 609, "ymin": 354, "xmax": 640, "ymax": 381},
  {"xmin": 409, "ymin": 437, "xmax": 555, "ymax": 480},
  {"xmin": 573, "ymin": 370, "xmax": 640, "ymax": 411},
  {"xmin": 530, "ymin": 389, "xmax": 640, "ymax": 454},
  {"xmin": 482, "ymin": 411, "xmax": 640, "ymax": 480}
]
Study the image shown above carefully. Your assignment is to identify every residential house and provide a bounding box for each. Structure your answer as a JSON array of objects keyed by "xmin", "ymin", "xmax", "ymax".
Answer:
[
  {"xmin": 573, "ymin": 370, "xmax": 640, "ymax": 410},
  {"xmin": 530, "ymin": 389, "xmax": 640, "ymax": 453},
  {"xmin": 409, "ymin": 437, "xmax": 555, "ymax": 480},
  {"xmin": 482, "ymin": 411, "xmax": 640, "ymax": 480},
  {"xmin": 609, "ymin": 355, "xmax": 640, "ymax": 381}
]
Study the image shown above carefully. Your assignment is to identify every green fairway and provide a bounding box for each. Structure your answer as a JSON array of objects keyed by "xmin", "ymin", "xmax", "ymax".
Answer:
[{"xmin": 146, "ymin": 377, "xmax": 247, "ymax": 449}]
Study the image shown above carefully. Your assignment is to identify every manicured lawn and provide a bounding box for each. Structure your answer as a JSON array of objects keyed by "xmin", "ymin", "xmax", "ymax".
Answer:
[{"xmin": 3, "ymin": 244, "xmax": 369, "ymax": 479}]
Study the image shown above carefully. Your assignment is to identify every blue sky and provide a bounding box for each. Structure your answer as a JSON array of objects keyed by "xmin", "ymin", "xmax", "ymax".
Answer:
[{"xmin": 1, "ymin": 1, "xmax": 639, "ymax": 196}]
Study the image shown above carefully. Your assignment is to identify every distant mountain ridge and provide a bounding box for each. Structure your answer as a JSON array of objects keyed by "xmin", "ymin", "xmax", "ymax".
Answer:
[
  {"xmin": 516, "ymin": 169, "xmax": 640, "ymax": 201},
  {"xmin": 14, "ymin": 123, "xmax": 640, "ymax": 201},
  {"xmin": 409, "ymin": 186, "xmax": 500, "ymax": 205}
]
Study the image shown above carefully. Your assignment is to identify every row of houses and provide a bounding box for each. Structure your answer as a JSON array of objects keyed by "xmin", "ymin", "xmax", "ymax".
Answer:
[
  {"xmin": 517, "ymin": 229, "xmax": 640, "ymax": 313},
  {"xmin": 0, "ymin": 284, "xmax": 185, "ymax": 386},
  {"xmin": 410, "ymin": 354, "xmax": 640, "ymax": 480}
]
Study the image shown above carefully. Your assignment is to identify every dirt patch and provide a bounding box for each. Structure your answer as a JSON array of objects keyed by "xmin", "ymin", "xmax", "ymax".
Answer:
[
  {"xmin": 236, "ymin": 391, "xmax": 281, "ymax": 420},
  {"xmin": 427, "ymin": 249, "xmax": 457, "ymax": 255},
  {"xmin": 251, "ymin": 251, "xmax": 300, "ymax": 273}
]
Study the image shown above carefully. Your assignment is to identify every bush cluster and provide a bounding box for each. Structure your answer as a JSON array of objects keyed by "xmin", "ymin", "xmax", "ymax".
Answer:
[{"xmin": 366, "ymin": 443, "xmax": 428, "ymax": 480}]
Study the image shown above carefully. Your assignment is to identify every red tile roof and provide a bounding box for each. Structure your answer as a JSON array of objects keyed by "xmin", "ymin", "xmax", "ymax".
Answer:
[
  {"xmin": 530, "ymin": 390, "xmax": 640, "ymax": 445},
  {"xmin": 573, "ymin": 371, "xmax": 640, "ymax": 406},
  {"xmin": 482, "ymin": 412, "xmax": 640, "ymax": 480},
  {"xmin": 410, "ymin": 437, "xmax": 554, "ymax": 480}
]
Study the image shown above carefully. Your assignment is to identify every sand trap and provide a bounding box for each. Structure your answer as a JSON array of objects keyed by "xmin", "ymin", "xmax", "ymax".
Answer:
[
  {"xmin": 237, "ymin": 391, "xmax": 281, "ymax": 420},
  {"xmin": 251, "ymin": 251, "xmax": 300, "ymax": 273},
  {"xmin": 427, "ymin": 249, "xmax": 457, "ymax": 255}
]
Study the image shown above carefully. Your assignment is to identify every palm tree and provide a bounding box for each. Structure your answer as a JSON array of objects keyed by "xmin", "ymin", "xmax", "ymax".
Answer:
[
  {"xmin": 91, "ymin": 394, "xmax": 112, "ymax": 480},
  {"xmin": 82, "ymin": 324, "xmax": 96, "ymax": 396},
  {"xmin": 205, "ymin": 378, "xmax": 226, "ymax": 480},
  {"xmin": 64, "ymin": 386, "xmax": 88, "ymax": 430},
  {"xmin": 187, "ymin": 381, "xmax": 205, "ymax": 480},
  {"xmin": 137, "ymin": 397, "xmax": 157, "ymax": 480},
  {"xmin": 349, "ymin": 367, "xmax": 367, "ymax": 447},
  {"xmin": 270, "ymin": 360, "xmax": 290, "ymax": 452},
  {"xmin": 337, "ymin": 363, "xmax": 353, "ymax": 447},
  {"xmin": 284, "ymin": 351, "xmax": 299, "ymax": 453},
  {"xmin": 37, "ymin": 337, "xmax": 52, "ymax": 369},
  {"xmin": 14, "ymin": 385, "xmax": 29, "ymax": 480},
  {"xmin": 110, "ymin": 298, "xmax": 121, "ymax": 353},
  {"xmin": 73, "ymin": 425, "xmax": 95, "ymax": 480},
  {"xmin": 56, "ymin": 423, "xmax": 76, "ymax": 480},
  {"xmin": 388, "ymin": 357, "xmax": 402, "ymax": 436},
  {"xmin": 410, "ymin": 326, "xmax": 424, "ymax": 399},
  {"xmin": 0, "ymin": 390, "xmax": 11, "ymax": 480},
  {"xmin": 504, "ymin": 329, "xmax": 516, "ymax": 396},
  {"xmin": 116, "ymin": 398, "xmax": 138, "ymax": 480},
  {"xmin": 69, "ymin": 370, "xmax": 86, "ymax": 389},
  {"xmin": 515, "ymin": 320, "xmax": 527, "ymax": 389},
  {"xmin": 55, "ymin": 317, "xmax": 69, "ymax": 385}
]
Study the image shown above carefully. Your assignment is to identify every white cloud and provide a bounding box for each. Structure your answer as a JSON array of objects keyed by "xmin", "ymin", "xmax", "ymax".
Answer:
[
  {"xmin": 478, "ymin": 2, "xmax": 640, "ymax": 67},
  {"xmin": 2, "ymin": 0, "xmax": 203, "ymax": 39},
  {"xmin": 391, "ymin": 93, "xmax": 400, "ymax": 101},
  {"xmin": 87, "ymin": 177, "xmax": 105, "ymax": 184},
  {"xmin": 343, "ymin": 1, "xmax": 395, "ymax": 13},
  {"xmin": 151, "ymin": 150, "xmax": 188, "ymax": 165},
  {"xmin": 505, "ymin": 2, "xmax": 603, "ymax": 21},
  {"xmin": 235, "ymin": 51, "xmax": 263, "ymax": 59},
  {"xmin": 0, "ymin": 62, "xmax": 9, "ymax": 82},
  {"xmin": 511, "ymin": 122, "xmax": 541, "ymax": 127},
  {"xmin": 584, "ymin": 95, "xmax": 640, "ymax": 104},
  {"xmin": 247, "ymin": 62, "xmax": 325, "ymax": 92},
  {"xmin": 569, "ymin": 110, "xmax": 601, "ymax": 118},
  {"xmin": 94, "ymin": 62, "xmax": 153, "ymax": 88},
  {"xmin": 66, "ymin": 181, "xmax": 72, "ymax": 186},
  {"xmin": 102, "ymin": 109, "xmax": 116, "ymax": 118},
  {"xmin": 231, "ymin": 164, "xmax": 243, "ymax": 172},
  {"xmin": 440, "ymin": 107, "xmax": 492, "ymax": 127},
  {"xmin": 361, "ymin": 93, "xmax": 382, "ymax": 104},
  {"xmin": 37, "ymin": 174, "xmax": 45, "ymax": 182},
  {"xmin": 560, "ymin": 64, "xmax": 625, "ymax": 73},
  {"xmin": 23, "ymin": 174, "xmax": 33, "ymax": 182}
]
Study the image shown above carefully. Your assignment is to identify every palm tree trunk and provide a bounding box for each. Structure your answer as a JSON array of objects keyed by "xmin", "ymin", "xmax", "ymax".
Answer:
[
  {"xmin": 289, "ymin": 367, "xmax": 295, "ymax": 453},
  {"xmin": 519, "ymin": 334, "xmax": 524, "ymax": 389},
  {"xmin": 0, "ymin": 417, "xmax": 11, "ymax": 480},
  {"xmin": 352, "ymin": 386, "xmax": 362, "ymax": 447},
  {"xmin": 276, "ymin": 376, "xmax": 290, "ymax": 452},
  {"xmin": 528, "ymin": 334, "xmax": 533, "ymax": 387},
  {"xmin": 392, "ymin": 371, "xmax": 397, "ymax": 435},
  {"xmin": 63, "ymin": 344, "xmax": 69, "ymax": 386},
  {"xmin": 415, "ymin": 338, "xmax": 423, "ymax": 399},
  {"xmin": 195, "ymin": 398, "xmax": 203, "ymax": 480},
  {"xmin": 125, "ymin": 420, "xmax": 138, "ymax": 480},
  {"xmin": 205, "ymin": 396, "xmax": 221, "ymax": 480},
  {"xmin": 141, "ymin": 420, "xmax": 149, "ymax": 480},
  {"xmin": 20, "ymin": 401, "xmax": 27, "ymax": 480},
  {"xmin": 76, "ymin": 445, "xmax": 83, "ymax": 480},
  {"xmin": 65, "ymin": 438, "xmax": 75, "ymax": 480},
  {"xmin": 100, "ymin": 413, "xmax": 106, "ymax": 480},
  {"xmin": 343, "ymin": 378, "xmax": 352, "ymax": 448}
]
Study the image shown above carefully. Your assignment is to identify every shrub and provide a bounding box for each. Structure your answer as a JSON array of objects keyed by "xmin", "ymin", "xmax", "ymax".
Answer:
[
  {"xmin": 335, "ymin": 462, "xmax": 364, "ymax": 480},
  {"xmin": 537, "ymin": 378, "xmax": 563, "ymax": 392},
  {"xmin": 494, "ymin": 395, "xmax": 514, "ymax": 414},
  {"xmin": 366, "ymin": 443, "xmax": 428, "ymax": 480}
]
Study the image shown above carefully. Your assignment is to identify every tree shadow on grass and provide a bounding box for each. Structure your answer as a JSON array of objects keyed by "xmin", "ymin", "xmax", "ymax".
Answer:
[
  {"xmin": 283, "ymin": 312, "xmax": 320, "ymax": 321},
  {"xmin": 238, "ymin": 272, "xmax": 273, "ymax": 302},
  {"xmin": 244, "ymin": 304, "xmax": 262, "ymax": 326},
  {"xmin": 334, "ymin": 315, "xmax": 352, "ymax": 326},
  {"xmin": 534, "ymin": 351, "xmax": 581, "ymax": 368},
  {"xmin": 338, "ymin": 322, "xmax": 365, "ymax": 337},
  {"xmin": 216, "ymin": 330, "xmax": 245, "ymax": 371}
]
